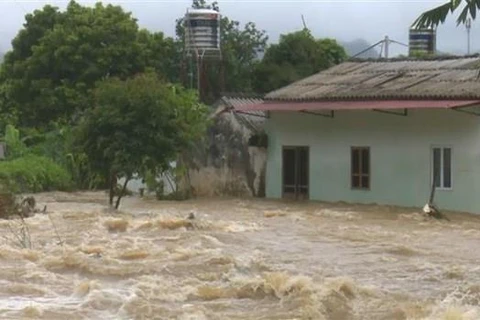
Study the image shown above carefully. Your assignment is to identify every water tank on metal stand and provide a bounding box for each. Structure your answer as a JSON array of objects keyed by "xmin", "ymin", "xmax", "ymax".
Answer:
[
  {"xmin": 409, "ymin": 28, "xmax": 436, "ymax": 56},
  {"xmin": 184, "ymin": 8, "xmax": 221, "ymax": 59}
]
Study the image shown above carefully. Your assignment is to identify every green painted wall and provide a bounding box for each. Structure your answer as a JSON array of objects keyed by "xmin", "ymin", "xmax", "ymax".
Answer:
[{"xmin": 265, "ymin": 109, "xmax": 480, "ymax": 213}]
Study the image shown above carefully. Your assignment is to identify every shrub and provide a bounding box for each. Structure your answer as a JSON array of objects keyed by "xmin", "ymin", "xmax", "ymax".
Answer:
[
  {"xmin": 4, "ymin": 124, "xmax": 28, "ymax": 159},
  {"xmin": 0, "ymin": 155, "xmax": 72, "ymax": 193},
  {"xmin": 0, "ymin": 191, "xmax": 18, "ymax": 219}
]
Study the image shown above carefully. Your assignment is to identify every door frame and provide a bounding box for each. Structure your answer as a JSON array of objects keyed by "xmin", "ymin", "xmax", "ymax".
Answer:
[{"xmin": 281, "ymin": 146, "xmax": 310, "ymax": 200}]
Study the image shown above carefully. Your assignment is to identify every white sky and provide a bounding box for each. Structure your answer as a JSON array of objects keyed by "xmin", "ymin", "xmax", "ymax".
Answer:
[{"xmin": 0, "ymin": 0, "xmax": 477, "ymax": 56}]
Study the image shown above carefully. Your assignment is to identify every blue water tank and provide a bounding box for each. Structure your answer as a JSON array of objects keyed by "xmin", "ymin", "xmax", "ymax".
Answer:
[{"xmin": 409, "ymin": 28, "xmax": 436, "ymax": 56}]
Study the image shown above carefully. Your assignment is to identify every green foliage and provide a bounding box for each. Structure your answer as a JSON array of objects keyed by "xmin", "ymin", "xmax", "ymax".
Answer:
[
  {"xmin": 0, "ymin": 1, "xmax": 177, "ymax": 128},
  {"xmin": 0, "ymin": 155, "xmax": 72, "ymax": 193},
  {"xmin": 136, "ymin": 29, "xmax": 182, "ymax": 84},
  {"xmin": 1, "ymin": 124, "xmax": 101, "ymax": 190},
  {"xmin": 0, "ymin": 84, "xmax": 18, "ymax": 130},
  {"xmin": 66, "ymin": 152, "xmax": 104, "ymax": 190},
  {"xmin": 4, "ymin": 125, "xmax": 27, "ymax": 159},
  {"xmin": 76, "ymin": 73, "xmax": 209, "ymax": 208},
  {"xmin": 25, "ymin": 125, "xmax": 69, "ymax": 163},
  {"xmin": 253, "ymin": 30, "xmax": 347, "ymax": 93},
  {"xmin": 413, "ymin": 0, "xmax": 477, "ymax": 28},
  {"xmin": 408, "ymin": 50, "xmax": 437, "ymax": 59},
  {"xmin": 143, "ymin": 170, "xmax": 161, "ymax": 194}
]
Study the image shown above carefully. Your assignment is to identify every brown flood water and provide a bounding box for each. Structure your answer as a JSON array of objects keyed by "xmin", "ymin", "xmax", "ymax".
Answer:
[{"xmin": 1, "ymin": 192, "xmax": 480, "ymax": 320}]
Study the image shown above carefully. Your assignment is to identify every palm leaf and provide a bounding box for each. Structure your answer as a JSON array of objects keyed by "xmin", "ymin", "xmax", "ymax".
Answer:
[
  {"xmin": 414, "ymin": 0, "xmax": 480, "ymax": 28},
  {"xmin": 454, "ymin": 0, "xmax": 480, "ymax": 24},
  {"xmin": 456, "ymin": 0, "xmax": 478, "ymax": 24},
  {"xmin": 469, "ymin": 0, "xmax": 477, "ymax": 19},
  {"xmin": 412, "ymin": 1, "xmax": 454, "ymax": 28}
]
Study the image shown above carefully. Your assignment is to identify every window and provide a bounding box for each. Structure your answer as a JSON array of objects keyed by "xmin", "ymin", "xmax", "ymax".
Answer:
[
  {"xmin": 432, "ymin": 147, "xmax": 452, "ymax": 189},
  {"xmin": 351, "ymin": 147, "xmax": 370, "ymax": 189}
]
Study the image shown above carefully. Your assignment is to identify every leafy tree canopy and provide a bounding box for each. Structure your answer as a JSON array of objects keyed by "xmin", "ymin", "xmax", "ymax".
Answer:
[
  {"xmin": 75, "ymin": 73, "xmax": 208, "ymax": 208},
  {"xmin": 136, "ymin": 29, "xmax": 182, "ymax": 84},
  {"xmin": 253, "ymin": 30, "xmax": 347, "ymax": 94},
  {"xmin": 0, "ymin": 1, "xmax": 176, "ymax": 128}
]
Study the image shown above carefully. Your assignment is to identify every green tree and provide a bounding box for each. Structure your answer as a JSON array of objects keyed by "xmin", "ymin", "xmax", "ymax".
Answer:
[
  {"xmin": 253, "ymin": 30, "xmax": 347, "ymax": 94},
  {"xmin": 0, "ymin": 1, "xmax": 176, "ymax": 128},
  {"xmin": 413, "ymin": 0, "xmax": 478, "ymax": 28},
  {"xmin": 4, "ymin": 125, "xmax": 28, "ymax": 159},
  {"xmin": 0, "ymin": 4, "xmax": 61, "ymax": 128},
  {"xmin": 0, "ymin": 83, "xmax": 17, "ymax": 130},
  {"xmin": 136, "ymin": 29, "xmax": 182, "ymax": 83},
  {"xmin": 176, "ymin": 0, "xmax": 268, "ymax": 102},
  {"xmin": 75, "ymin": 73, "xmax": 208, "ymax": 209}
]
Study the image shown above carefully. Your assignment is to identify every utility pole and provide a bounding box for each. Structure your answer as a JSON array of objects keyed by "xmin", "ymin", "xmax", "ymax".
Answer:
[
  {"xmin": 466, "ymin": 18, "xmax": 472, "ymax": 55},
  {"xmin": 384, "ymin": 35, "xmax": 390, "ymax": 59}
]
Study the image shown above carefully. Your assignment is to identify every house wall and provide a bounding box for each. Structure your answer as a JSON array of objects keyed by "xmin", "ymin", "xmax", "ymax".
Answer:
[{"xmin": 265, "ymin": 108, "xmax": 480, "ymax": 213}]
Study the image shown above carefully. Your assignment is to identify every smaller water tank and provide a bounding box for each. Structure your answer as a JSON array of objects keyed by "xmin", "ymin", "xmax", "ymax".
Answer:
[
  {"xmin": 184, "ymin": 8, "xmax": 221, "ymax": 55},
  {"xmin": 409, "ymin": 28, "xmax": 436, "ymax": 56}
]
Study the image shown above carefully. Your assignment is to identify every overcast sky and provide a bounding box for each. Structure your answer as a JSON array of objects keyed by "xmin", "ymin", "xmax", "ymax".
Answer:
[{"xmin": 0, "ymin": 0, "xmax": 478, "ymax": 56}]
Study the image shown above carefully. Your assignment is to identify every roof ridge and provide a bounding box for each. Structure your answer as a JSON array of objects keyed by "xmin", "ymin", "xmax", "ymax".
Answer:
[
  {"xmin": 220, "ymin": 92, "xmax": 264, "ymax": 99},
  {"xmin": 348, "ymin": 54, "xmax": 480, "ymax": 63},
  {"xmin": 265, "ymin": 95, "xmax": 480, "ymax": 101},
  {"xmin": 324, "ymin": 67, "xmax": 480, "ymax": 73}
]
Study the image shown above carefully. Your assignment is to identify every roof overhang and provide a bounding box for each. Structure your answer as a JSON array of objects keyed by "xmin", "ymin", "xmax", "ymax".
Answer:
[{"xmin": 235, "ymin": 100, "xmax": 480, "ymax": 112}]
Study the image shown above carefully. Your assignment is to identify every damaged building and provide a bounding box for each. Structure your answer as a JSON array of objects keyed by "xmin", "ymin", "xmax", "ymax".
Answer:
[{"xmin": 185, "ymin": 95, "xmax": 267, "ymax": 197}]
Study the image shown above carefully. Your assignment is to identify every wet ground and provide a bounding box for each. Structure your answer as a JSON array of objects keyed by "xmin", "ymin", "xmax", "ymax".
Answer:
[{"xmin": 0, "ymin": 192, "xmax": 479, "ymax": 319}]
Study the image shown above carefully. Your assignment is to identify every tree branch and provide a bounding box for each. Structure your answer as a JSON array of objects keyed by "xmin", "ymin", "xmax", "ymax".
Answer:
[
  {"xmin": 109, "ymin": 171, "xmax": 117, "ymax": 206},
  {"xmin": 115, "ymin": 175, "xmax": 130, "ymax": 209}
]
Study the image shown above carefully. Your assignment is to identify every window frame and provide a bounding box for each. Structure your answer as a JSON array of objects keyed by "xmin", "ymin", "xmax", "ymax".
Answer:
[
  {"xmin": 350, "ymin": 146, "xmax": 370, "ymax": 190},
  {"xmin": 431, "ymin": 145, "xmax": 453, "ymax": 191}
]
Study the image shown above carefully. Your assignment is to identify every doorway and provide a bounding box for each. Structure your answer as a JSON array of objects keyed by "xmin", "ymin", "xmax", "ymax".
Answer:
[{"xmin": 282, "ymin": 146, "xmax": 309, "ymax": 200}]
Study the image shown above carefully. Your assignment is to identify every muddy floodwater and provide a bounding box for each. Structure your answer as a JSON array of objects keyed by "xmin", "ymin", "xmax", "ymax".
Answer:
[{"xmin": 1, "ymin": 192, "xmax": 480, "ymax": 319}]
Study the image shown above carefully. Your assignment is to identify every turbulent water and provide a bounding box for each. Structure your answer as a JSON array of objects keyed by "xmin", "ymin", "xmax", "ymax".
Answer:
[{"xmin": 1, "ymin": 192, "xmax": 480, "ymax": 319}]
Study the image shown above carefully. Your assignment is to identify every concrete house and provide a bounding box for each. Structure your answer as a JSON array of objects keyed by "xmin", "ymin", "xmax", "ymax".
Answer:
[{"xmin": 238, "ymin": 56, "xmax": 480, "ymax": 213}]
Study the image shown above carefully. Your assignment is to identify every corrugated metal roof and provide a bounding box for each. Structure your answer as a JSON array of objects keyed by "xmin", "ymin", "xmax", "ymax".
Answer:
[
  {"xmin": 214, "ymin": 96, "xmax": 265, "ymax": 132},
  {"xmin": 266, "ymin": 57, "xmax": 480, "ymax": 101}
]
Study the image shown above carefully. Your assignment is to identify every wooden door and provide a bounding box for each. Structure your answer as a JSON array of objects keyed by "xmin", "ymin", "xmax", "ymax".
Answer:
[{"xmin": 282, "ymin": 146, "xmax": 309, "ymax": 200}]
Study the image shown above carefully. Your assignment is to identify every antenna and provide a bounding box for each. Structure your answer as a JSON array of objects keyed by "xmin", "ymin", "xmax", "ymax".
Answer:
[
  {"xmin": 301, "ymin": 14, "xmax": 308, "ymax": 30},
  {"xmin": 384, "ymin": 35, "xmax": 389, "ymax": 59},
  {"xmin": 466, "ymin": 18, "xmax": 472, "ymax": 55}
]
